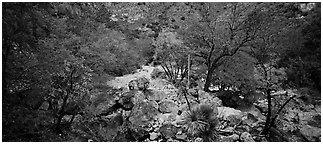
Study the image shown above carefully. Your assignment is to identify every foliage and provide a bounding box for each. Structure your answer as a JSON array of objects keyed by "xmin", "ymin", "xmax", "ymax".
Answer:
[
  {"xmin": 153, "ymin": 29, "xmax": 191, "ymax": 83},
  {"xmin": 181, "ymin": 104, "xmax": 219, "ymax": 141},
  {"xmin": 278, "ymin": 3, "xmax": 321, "ymax": 91},
  {"xmin": 2, "ymin": 2, "xmax": 320, "ymax": 142}
]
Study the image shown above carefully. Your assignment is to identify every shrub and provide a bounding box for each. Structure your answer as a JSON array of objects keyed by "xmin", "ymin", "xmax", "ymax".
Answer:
[{"xmin": 181, "ymin": 104, "xmax": 219, "ymax": 141}]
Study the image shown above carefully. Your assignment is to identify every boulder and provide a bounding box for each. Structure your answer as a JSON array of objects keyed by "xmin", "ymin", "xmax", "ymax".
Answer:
[
  {"xmin": 159, "ymin": 124, "xmax": 178, "ymax": 139},
  {"xmin": 129, "ymin": 101, "xmax": 159, "ymax": 127},
  {"xmin": 131, "ymin": 91, "xmax": 147, "ymax": 105},
  {"xmin": 198, "ymin": 90, "xmax": 223, "ymax": 108},
  {"xmin": 242, "ymin": 113, "xmax": 258, "ymax": 126},
  {"xmin": 38, "ymin": 101, "xmax": 50, "ymax": 110},
  {"xmin": 158, "ymin": 100, "xmax": 178, "ymax": 113},
  {"xmin": 128, "ymin": 77, "xmax": 149, "ymax": 91},
  {"xmin": 145, "ymin": 90, "xmax": 167, "ymax": 102},
  {"xmin": 128, "ymin": 100, "xmax": 160, "ymax": 140},
  {"xmin": 149, "ymin": 132, "xmax": 159, "ymax": 140},
  {"xmin": 175, "ymin": 133, "xmax": 187, "ymax": 141},
  {"xmin": 96, "ymin": 99, "xmax": 118, "ymax": 116},
  {"xmin": 157, "ymin": 113, "xmax": 177, "ymax": 124},
  {"xmin": 299, "ymin": 125, "xmax": 321, "ymax": 141},
  {"xmin": 221, "ymin": 134, "xmax": 240, "ymax": 142},
  {"xmin": 188, "ymin": 88, "xmax": 198, "ymax": 98},
  {"xmin": 119, "ymin": 93, "xmax": 135, "ymax": 110},
  {"xmin": 217, "ymin": 107, "xmax": 243, "ymax": 120},
  {"xmin": 194, "ymin": 137, "xmax": 203, "ymax": 142},
  {"xmin": 150, "ymin": 68, "xmax": 165, "ymax": 79},
  {"xmin": 131, "ymin": 126, "xmax": 150, "ymax": 141},
  {"xmin": 240, "ymin": 132, "xmax": 255, "ymax": 142}
]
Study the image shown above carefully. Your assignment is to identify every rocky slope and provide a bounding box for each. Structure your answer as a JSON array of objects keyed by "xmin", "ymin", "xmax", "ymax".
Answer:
[{"xmin": 70, "ymin": 66, "xmax": 320, "ymax": 142}]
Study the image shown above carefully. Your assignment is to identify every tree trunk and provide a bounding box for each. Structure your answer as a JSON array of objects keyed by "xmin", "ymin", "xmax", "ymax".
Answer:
[
  {"xmin": 203, "ymin": 66, "xmax": 216, "ymax": 92},
  {"xmin": 55, "ymin": 68, "xmax": 76, "ymax": 133},
  {"xmin": 270, "ymin": 93, "xmax": 296, "ymax": 128},
  {"xmin": 261, "ymin": 89, "xmax": 272, "ymax": 135}
]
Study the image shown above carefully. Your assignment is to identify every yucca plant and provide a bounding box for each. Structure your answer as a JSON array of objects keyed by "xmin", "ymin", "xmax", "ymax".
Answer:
[{"xmin": 181, "ymin": 104, "xmax": 219, "ymax": 141}]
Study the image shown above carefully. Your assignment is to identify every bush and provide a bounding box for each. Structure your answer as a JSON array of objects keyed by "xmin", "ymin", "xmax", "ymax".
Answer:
[{"xmin": 181, "ymin": 104, "xmax": 219, "ymax": 141}]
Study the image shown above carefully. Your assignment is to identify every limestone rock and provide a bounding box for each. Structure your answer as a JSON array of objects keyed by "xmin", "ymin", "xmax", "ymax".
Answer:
[
  {"xmin": 221, "ymin": 134, "xmax": 240, "ymax": 142},
  {"xmin": 194, "ymin": 137, "xmax": 203, "ymax": 142},
  {"xmin": 217, "ymin": 107, "xmax": 243, "ymax": 120},
  {"xmin": 158, "ymin": 100, "xmax": 178, "ymax": 113},
  {"xmin": 145, "ymin": 90, "xmax": 167, "ymax": 102},
  {"xmin": 150, "ymin": 132, "xmax": 159, "ymax": 140},
  {"xmin": 188, "ymin": 88, "xmax": 198, "ymax": 98},
  {"xmin": 128, "ymin": 77, "xmax": 149, "ymax": 91},
  {"xmin": 299, "ymin": 125, "xmax": 321, "ymax": 141},
  {"xmin": 128, "ymin": 100, "xmax": 159, "ymax": 141},
  {"xmin": 159, "ymin": 123, "xmax": 178, "ymax": 139},
  {"xmin": 158, "ymin": 113, "xmax": 177, "ymax": 124},
  {"xmin": 175, "ymin": 133, "xmax": 187, "ymax": 141},
  {"xmin": 119, "ymin": 93, "xmax": 134, "ymax": 110},
  {"xmin": 240, "ymin": 132, "xmax": 255, "ymax": 142},
  {"xmin": 38, "ymin": 101, "xmax": 50, "ymax": 110}
]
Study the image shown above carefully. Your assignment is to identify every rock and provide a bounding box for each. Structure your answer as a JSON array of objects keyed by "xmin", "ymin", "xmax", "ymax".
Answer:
[
  {"xmin": 121, "ymin": 110, "xmax": 131, "ymax": 120},
  {"xmin": 242, "ymin": 113, "xmax": 258, "ymax": 126},
  {"xmin": 131, "ymin": 91, "xmax": 147, "ymax": 104},
  {"xmin": 236, "ymin": 125, "xmax": 250, "ymax": 133},
  {"xmin": 145, "ymin": 90, "xmax": 167, "ymax": 102},
  {"xmin": 175, "ymin": 133, "xmax": 187, "ymax": 141},
  {"xmin": 178, "ymin": 100, "xmax": 200, "ymax": 112},
  {"xmin": 158, "ymin": 100, "xmax": 178, "ymax": 113},
  {"xmin": 131, "ymin": 126, "xmax": 150, "ymax": 141},
  {"xmin": 217, "ymin": 107, "xmax": 243, "ymax": 120},
  {"xmin": 96, "ymin": 101, "xmax": 118, "ymax": 116},
  {"xmin": 38, "ymin": 101, "xmax": 50, "ymax": 110},
  {"xmin": 188, "ymin": 88, "xmax": 198, "ymax": 98},
  {"xmin": 194, "ymin": 137, "xmax": 203, "ymax": 142},
  {"xmin": 176, "ymin": 130, "xmax": 182, "ymax": 135},
  {"xmin": 167, "ymin": 138, "xmax": 179, "ymax": 142},
  {"xmin": 159, "ymin": 123, "xmax": 178, "ymax": 139},
  {"xmin": 240, "ymin": 132, "xmax": 255, "ymax": 142},
  {"xmin": 129, "ymin": 101, "xmax": 159, "ymax": 125},
  {"xmin": 128, "ymin": 100, "xmax": 159, "ymax": 140},
  {"xmin": 158, "ymin": 113, "xmax": 177, "ymax": 124},
  {"xmin": 119, "ymin": 93, "xmax": 135, "ymax": 110},
  {"xmin": 221, "ymin": 134, "xmax": 240, "ymax": 142},
  {"xmin": 198, "ymin": 90, "xmax": 223, "ymax": 107},
  {"xmin": 150, "ymin": 132, "xmax": 159, "ymax": 140},
  {"xmin": 307, "ymin": 114, "xmax": 321, "ymax": 128},
  {"xmin": 150, "ymin": 68, "xmax": 165, "ymax": 79},
  {"xmin": 128, "ymin": 77, "xmax": 149, "ymax": 91},
  {"xmin": 222, "ymin": 127, "xmax": 235, "ymax": 133},
  {"xmin": 299, "ymin": 125, "xmax": 321, "ymax": 141}
]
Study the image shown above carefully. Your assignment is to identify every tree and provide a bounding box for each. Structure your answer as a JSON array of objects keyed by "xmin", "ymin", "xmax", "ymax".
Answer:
[
  {"xmin": 177, "ymin": 3, "xmax": 262, "ymax": 92},
  {"xmin": 244, "ymin": 2, "xmax": 308, "ymax": 137},
  {"xmin": 278, "ymin": 3, "xmax": 321, "ymax": 91}
]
